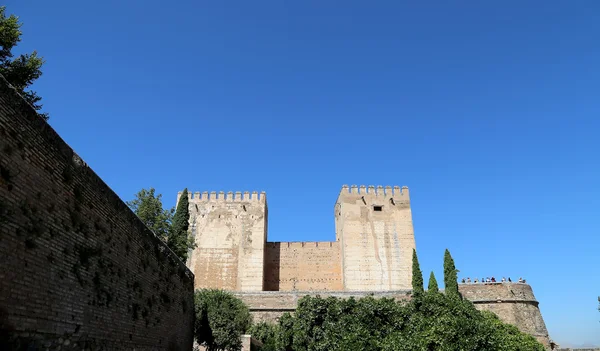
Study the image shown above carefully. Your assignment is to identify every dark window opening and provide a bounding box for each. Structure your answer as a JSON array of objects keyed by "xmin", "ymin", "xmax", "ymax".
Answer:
[{"xmin": 374, "ymin": 206, "xmax": 383, "ymax": 212}]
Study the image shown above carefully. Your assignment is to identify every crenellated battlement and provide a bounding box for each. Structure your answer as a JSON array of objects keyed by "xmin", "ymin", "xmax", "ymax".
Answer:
[
  {"xmin": 337, "ymin": 185, "xmax": 409, "ymax": 201},
  {"xmin": 179, "ymin": 190, "xmax": 267, "ymax": 203},
  {"xmin": 266, "ymin": 241, "xmax": 337, "ymax": 249}
]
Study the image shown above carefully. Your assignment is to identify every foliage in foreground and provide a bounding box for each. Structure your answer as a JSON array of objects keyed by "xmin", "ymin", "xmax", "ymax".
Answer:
[
  {"xmin": 127, "ymin": 188, "xmax": 173, "ymax": 240},
  {"xmin": 251, "ymin": 293, "xmax": 544, "ymax": 351},
  {"xmin": 411, "ymin": 248, "xmax": 424, "ymax": 294},
  {"xmin": 0, "ymin": 6, "xmax": 47, "ymax": 119},
  {"xmin": 126, "ymin": 187, "xmax": 196, "ymax": 262},
  {"xmin": 428, "ymin": 271, "xmax": 439, "ymax": 292},
  {"xmin": 194, "ymin": 289, "xmax": 252, "ymax": 351},
  {"xmin": 168, "ymin": 188, "xmax": 196, "ymax": 261},
  {"xmin": 249, "ymin": 249, "xmax": 542, "ymax": 351},
  {"xmin": 443, "ymin": 248, "xmax": 459, "ymax": 297}
]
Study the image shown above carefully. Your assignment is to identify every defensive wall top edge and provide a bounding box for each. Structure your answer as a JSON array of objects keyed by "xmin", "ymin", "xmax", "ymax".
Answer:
[
  {"xmin": 265, "ymin": 241, "xmax": 338, "ymax": 248},
  {"xmin": 235, "ymin": 284, "xmax": 539, "ymax": 308},
  {"xmin": 336, "ymin": 185, "xmax": 410, "ymax": 203},
  {"xmin": 179, "ymin": 190, "xmax": 267, "ymax": 203},
  {"xmin": 457, "ymin": 282, "xmax": 538, "ymax": 302},
  {"xmin": 0, "ymin": 73, "xmax": 194, "ymax": 278},
  {"xmin": 179, "ymin": 185, "xmax": 407, "ymax": 205}
]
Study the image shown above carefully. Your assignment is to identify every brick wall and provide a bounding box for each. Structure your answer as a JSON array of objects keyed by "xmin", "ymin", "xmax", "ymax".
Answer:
[
  {"xmin": 0, "ymin": 76, "xmax": 194, "ymax": 350},
  {"xmin": 264, "ymin": 242, "xmax": 342, "ymax": 291}
]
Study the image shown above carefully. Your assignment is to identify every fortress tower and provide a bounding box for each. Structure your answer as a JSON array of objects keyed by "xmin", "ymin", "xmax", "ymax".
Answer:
[
  {"xmin": 182, "ymin": 186, "xmax": 550, "ymax": 347},
  {"xmin": 183, "ymin": 185, "xmax": 415, "ymax": 292},
  {"xmin": 181, "ymin": 191, "xmax": 268, "ymax": 291},
  {"xmin": 335, "ymin": 185, "xmax": 416, "ymax": 291}
]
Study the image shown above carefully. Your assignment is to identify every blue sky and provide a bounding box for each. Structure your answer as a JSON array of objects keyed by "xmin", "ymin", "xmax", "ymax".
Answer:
[{"xmin": 6, "ymin": 0, "xmax": 599, "ymax": 346}]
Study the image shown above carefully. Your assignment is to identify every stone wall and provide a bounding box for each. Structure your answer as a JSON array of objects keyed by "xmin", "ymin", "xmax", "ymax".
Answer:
[
  {"xmin": 459, "ymin": 283, "xmax": 550, "ymax": 348},
  {"xmin": 264, "ymin": 242, "xmax": 342, "ymax": 291},
  {"xmin": 0, "ymin": 76, "xmax": 194, "ymax": 350},
  {"xmin": 235, "ymin": 290, "xmax": 412, "ymax": 323},
  {"xmin": 335, "ymin": 185, "xmax": 415, "ymax": 291},
  {"xmin": 185, "ymin": 191, "xmax": 267, "ymax": 291}
]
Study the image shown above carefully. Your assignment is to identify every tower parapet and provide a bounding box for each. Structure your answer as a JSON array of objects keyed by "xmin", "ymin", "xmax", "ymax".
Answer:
[
  {"xmin": 178, "ymin": 190, "xmax": 266, "ymax": 203},
  {"xmin": 341, "ymin": 184, "xmax": 409, "ymax": 203}
]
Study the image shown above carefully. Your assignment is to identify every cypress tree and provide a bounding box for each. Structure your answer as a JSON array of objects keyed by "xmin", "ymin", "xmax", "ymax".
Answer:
[
  {"xmin": 443, "ymin": 249, "xmax": 460, "ymax": 297},
  {"xmin": 411, "ymin": 249, "xmax": 424, "ymax": 294},
  {"xmin": 168, "ymin": 188, "xmax": 191, "ymax": 262},
  {"xmin": 428, "ymin": 271, "xmax": 439, "ymax": 293}
]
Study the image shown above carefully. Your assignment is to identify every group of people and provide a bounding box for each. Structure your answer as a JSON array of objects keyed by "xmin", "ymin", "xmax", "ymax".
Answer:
[{"xmin": 460, "ymin": 277, "xmax": 527, "ymax": 284}]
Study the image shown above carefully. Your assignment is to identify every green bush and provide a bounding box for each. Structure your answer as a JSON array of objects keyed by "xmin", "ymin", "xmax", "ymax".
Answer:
[
  {"xmin": 194, "ymin": 289, "xmax": 252, "ymax": 351},
  {"xmin": 271, "ymin": 292, "xmax": 544, "ymax": 351}
]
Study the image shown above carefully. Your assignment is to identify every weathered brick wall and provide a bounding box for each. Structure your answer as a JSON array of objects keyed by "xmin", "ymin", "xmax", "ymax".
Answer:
[
  {"xmin": 0, "ymin": 76, "xmax": 194, "ymax": 350},
  {"xmin": 186, "ymin": 191, "xmax": 267, "ymax": 291},
  {"xmin": 335, "ymin": 185, "xmax": 415, "ymax": 291},
  {"xmin": 264, "ymin": 242, "xmax": 342, "ymax": 291}
]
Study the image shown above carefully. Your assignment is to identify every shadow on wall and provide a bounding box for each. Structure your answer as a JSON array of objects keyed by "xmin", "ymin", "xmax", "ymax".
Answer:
[
  {"xmin": 264, "ymin": 243, "xmax": 281, "ymax": 291},
  {"xmin": 0, "ymin": 307, "xmax": 14, "ymax": 349}
]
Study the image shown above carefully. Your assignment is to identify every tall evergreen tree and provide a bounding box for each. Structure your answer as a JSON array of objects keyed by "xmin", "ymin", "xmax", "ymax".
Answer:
[
  {"xmin": 443, "ymin": 249, "xmax": 460, "ymax": 297},
  {"xmin": 0, "ymin": 6, "xmax": 48, "ymax": 120},
  {"xmin": 126, "ymin": 188, "xmax": 172, "ymax": 240},
  {"xmin": 169, "ymin": 188, "xmax": 193, "ymax": 262},
  {"xmin": 412, "ymin": 248, "xmax": 424, "ymax": 294},
  {"xmin": 428, "ymin": 271, "xmax": 439, "ymax": 293}
]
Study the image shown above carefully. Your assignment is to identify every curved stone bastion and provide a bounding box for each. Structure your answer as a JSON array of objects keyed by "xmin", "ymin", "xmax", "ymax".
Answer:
[
  {"xmin": 459, "ymin": 282, "xmax": 550, "ymax": 347},
  {"xmin": 234, "ymin": 282, "xmax": 550, "ymax": 348}
]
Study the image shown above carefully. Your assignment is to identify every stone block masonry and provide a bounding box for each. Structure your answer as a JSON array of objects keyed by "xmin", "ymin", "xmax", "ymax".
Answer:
[
  {"xmin": 264, "ymin": 242, "xmax": 342, "ymax": 291},
  {"xmin": 186, "ymin": 184, "xmax": 416, "ymax": 293},
  {"xmin": 335, "ymin": 185, "xmax": 415, "ymax": 291},
  {"xmin": 185, "ymin": 191, "xmax": 267, "ymax": 291},
  {"xmin": 459, "ymin": 283, "xmax": 550, "ymax": 348},
  {"xmin": 0, "ymin": 75, "xmax": 194, "ymax": 350}
]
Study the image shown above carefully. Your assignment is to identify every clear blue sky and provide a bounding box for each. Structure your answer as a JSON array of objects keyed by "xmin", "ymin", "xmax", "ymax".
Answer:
[{"xmin": 6, "ymin": 0, "xmax": 599, "ymax": 346}]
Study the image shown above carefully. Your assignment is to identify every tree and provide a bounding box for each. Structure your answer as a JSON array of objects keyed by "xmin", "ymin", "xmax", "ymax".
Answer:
[
  {"xmin": 270, "ymin": 250, "xmax": 546, "ymax": 351},
  {"xmin": 248, "ymin": 322, "xmax": 280, "ymax": 351},
  {"xmin": 194, "ymin": 289, "xmax": 252, "ymax": 351},
  {"xmin": 428, "ymin": 271, "xmax": 439, "ymax": 293},
  {"xmin": 168, "ymin": 188, "xmax": 195, "ymax": 262},
  {"xmin": 480, "ymin": 311, "xmax": 546, "ymax": 350},
  {"xmin": 276, "ymin": 292, "xmax": 545, "ymax": 351},
  {"xmin": 443, "ymin": 248, "xmax": 459, "ymax": 298},
  {"xmin": 0, "ymin": 6, "xmax": 47, "ymax": 120},
  {"xmin": 411, "ymin": 248, "xmax": 424, "ymax": 294},
  {"xmin": 126, "ymin": 188, "xmax": 172, "ymax": 240}
]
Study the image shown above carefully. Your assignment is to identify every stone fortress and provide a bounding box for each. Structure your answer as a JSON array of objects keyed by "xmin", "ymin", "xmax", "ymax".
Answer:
[
  {"xmin": 180, "ymin": 185, "xmax": 552, "ymax": 348},
  {"xmin": 0, "ymin": 71, "xmax": 558, "ymax": 350}
]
